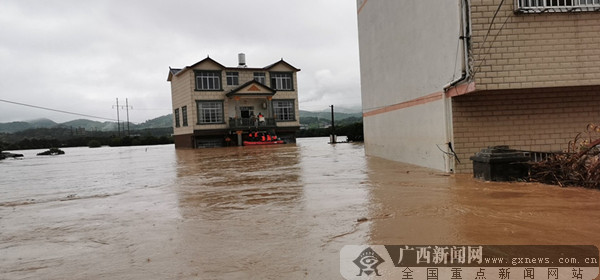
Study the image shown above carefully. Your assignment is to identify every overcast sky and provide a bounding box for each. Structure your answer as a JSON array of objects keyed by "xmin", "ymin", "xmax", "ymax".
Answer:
[{"xmin": 0, "ymin": 0, "xmax": 361, "ymax": 123}]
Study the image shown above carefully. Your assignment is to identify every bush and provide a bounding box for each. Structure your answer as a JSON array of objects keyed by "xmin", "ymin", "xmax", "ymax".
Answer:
[
  {"xmin": 344, "ymin": 123, "xmax": 364, "ymax": 142},
  {"xmin": 88, "ymin": 139, "xmax": 102, "ymax": 148}
]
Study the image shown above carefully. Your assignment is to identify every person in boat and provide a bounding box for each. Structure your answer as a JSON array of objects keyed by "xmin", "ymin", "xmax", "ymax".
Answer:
[{"xmin": 258, "ymin": 112, "xmax": 265, "ymax": 126}]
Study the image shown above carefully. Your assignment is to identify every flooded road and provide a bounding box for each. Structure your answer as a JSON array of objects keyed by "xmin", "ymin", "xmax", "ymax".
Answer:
[{"xmin": 1, "ymin": 138, "xmax": 600, "ymax": 279}]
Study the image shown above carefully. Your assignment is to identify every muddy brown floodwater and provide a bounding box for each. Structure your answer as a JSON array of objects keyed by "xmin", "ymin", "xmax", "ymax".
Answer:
[{"xmin": 1, "ymin": 138, "xmax": 600, "ymax": 279}]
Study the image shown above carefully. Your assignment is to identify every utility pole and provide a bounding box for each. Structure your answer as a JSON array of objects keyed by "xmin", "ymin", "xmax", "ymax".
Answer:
[
  {"xmin": 112, "ymin": 98, "xmax": 133, "ymax": 136},
  {"xmin": 329, "ymin": 105, "xmax": 337, "ymax": 144},
  {"xmin": 125, "ymin": 98, "xmax": 133, "ymax": 136},
  {"xmin": 113, "ymin": 98, "xmax": 121, "ymax": 136}
]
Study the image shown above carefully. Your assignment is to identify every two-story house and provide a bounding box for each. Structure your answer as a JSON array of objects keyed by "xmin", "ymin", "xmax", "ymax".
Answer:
[
  {"xmin": 357, "ymin": 0, "xmax": 600, "ymax": 173},
  {"xmin": 167, "ymin": 54, "xmax": 301, "ymax": 148}
]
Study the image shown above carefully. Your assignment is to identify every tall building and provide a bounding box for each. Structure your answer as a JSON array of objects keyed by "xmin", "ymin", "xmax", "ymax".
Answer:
[
  {"xmin": 357, "ymin": 0, "xmax": 600, "ymax": 172},
  {"xmin": 167, "ymin": 54, "xmax": 301, "ymax": 148}
]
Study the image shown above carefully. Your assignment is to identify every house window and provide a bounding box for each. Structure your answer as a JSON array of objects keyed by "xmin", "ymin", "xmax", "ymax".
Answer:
[
  {"xmin": 226, "ymin": 72, "xmax": 239, "ymax": 86},
  {"xmin": 270, "ymin": 72, "xmax": 293, "ymax": 90},
  {"xmin": 273, "ymin": 100, "xmax": 295, "ymax": 121},
  {"xmin": 195, "ymin": 71, "xmax": 222, "ymax": 90},
  {"xmin": 174, "ymin": 108, "xmax": 180, "ymax": 127},
  {"xmin": 254, "ymin": 72, "xmax": 266, "ymax": 84},
  {"xmin": 196, "ymin": 101, "xmax": 224, "ymax": 124},
  {"xmin": 181, "ymin": 106, "xmax": 188, "ymax": 126},
  {"xmin": 516, "ymin": 0, "xmax": 600, "ymax": 13}
]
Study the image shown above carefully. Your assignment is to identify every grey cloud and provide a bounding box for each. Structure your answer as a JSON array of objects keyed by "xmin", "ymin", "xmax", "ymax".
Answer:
[{"xmin": 0, "ymin": 0, "xmax": 360, "ymax": 123}]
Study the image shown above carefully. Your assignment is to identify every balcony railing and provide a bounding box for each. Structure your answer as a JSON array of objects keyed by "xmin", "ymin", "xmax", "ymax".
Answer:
[{"xmin": 229, "ymin": 117, "xmax": 276, "ymax": 130}]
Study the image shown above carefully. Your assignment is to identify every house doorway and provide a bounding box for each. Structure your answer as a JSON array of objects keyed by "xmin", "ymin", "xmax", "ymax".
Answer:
[{"xmin": 240, "ymin": 106, "xmax": 254, "ymax": 118}]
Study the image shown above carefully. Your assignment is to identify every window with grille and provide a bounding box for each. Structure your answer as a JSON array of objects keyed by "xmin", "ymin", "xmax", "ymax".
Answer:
[
  {"xmin": 226, "ymin": 72, "xmax": 239, "ymax": 86},
  {"xmin": 273, "ymin": 100, "xmax": 295, "ymax": 121},
  {"xmin": 181, "ymin": 106, "xmax": 188, "ymax": 126},
  {"xmin": 174, "ymin": 108, "xmax": 180, "ymax": 127},
  {"xmin": 254, "ymin": 72, "xmax": 266, "ymax": 84},
  {"xmin": 196, "ymin": 101, "xmax": 224, "ymax": 124},
  {"xmin": 270, "ymin": 72, "xmax": 294, "ymax": 90},
  {"xmin": 195, "ymin": 71, "xmax": 222, "ymax": 90},
  {"xmin": 515, "ymin": 0, "xmax": 600, "ymax": 13}
]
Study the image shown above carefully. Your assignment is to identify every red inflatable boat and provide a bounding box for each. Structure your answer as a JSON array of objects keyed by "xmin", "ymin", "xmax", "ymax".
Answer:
[
  {"xmin": 244, "ymin": 131, "xmax": 284, "ymax": 146},
  {"xmin": 243, "ymin": 140, "xmax": 285, "ymax": 145}
]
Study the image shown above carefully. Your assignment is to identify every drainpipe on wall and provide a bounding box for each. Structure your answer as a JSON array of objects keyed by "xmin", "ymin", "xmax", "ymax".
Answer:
[
  {"xmin": 444, "ymin": 0, "xmax": 471, "ymax": 92},
  {"xmin": 442, "ymin": 0, "xmax": 472, "ymax": 173}
]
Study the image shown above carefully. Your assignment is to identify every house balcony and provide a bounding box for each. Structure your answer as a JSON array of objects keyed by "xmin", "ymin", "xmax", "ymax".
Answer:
[{"xmin": 229, "ymin": 117, "xmax": 276, "ymax": 130}]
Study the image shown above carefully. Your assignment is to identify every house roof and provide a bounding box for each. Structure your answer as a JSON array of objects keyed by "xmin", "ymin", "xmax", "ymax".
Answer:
[
  {"xmin": 187, "ymin": 56, "xmax": 227, "ymax": 70},
  {"xmin": 225, "ymin": 80, "xmax": 276, "ymax": 98},
  {"xmin": 167, "ymin": 56, "xmax": 300, "ymax": 81},
  {"xmin": 263, "ymin": 59, "xmax": 301, "ymax": 71},
  {"xmin": 166, "ymin": 67, "xmax": 182, "ymax": 81}
]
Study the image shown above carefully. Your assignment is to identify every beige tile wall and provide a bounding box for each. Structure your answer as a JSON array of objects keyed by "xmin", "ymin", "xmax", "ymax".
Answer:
[
  {"xmin": 470, "ymin": 0, "xmax": 600, "ymax": 91},
  {"xmin": 452, "ymin": 86, "xmax": 600, "ymax": 173}
]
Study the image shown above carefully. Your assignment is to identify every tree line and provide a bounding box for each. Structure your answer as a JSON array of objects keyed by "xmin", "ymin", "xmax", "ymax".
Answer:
[
  {"xmin": 0, "ymin": 120, "xmax": 364, "ymax": 151},
  {"xmin": 296, "ymin": 122, "xmax": 364, "ymax": 142}
]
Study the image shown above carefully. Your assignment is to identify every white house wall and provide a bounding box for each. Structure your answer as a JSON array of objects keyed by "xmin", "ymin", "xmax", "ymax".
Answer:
[
  {"xmin": 365, "ymin": 100, "xmax": 450, "ymax": 171},
  {"xmin": 357, "ymin": 0, "xmax": 462, "ymax": 171},
  {"xmin": 170, "ymin": 71, "xmax": 194, "ymax": 135}
]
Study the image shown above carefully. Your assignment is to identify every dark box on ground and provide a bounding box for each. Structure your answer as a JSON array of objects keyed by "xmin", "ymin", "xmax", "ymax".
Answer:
[{"xmin": 470, "ymin": 146, "xmax": 530, "ymax": 181}]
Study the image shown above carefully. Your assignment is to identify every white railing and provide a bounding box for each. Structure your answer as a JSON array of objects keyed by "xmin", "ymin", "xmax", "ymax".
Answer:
[{"xmin": 515, "ymin": 0, "xmax": 600, "ymax": 13}]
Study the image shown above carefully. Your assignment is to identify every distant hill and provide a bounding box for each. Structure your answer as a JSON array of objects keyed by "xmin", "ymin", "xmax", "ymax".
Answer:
[
  {"xmin": 0, "ymin": 118, "xmax": 58, "ymax": 133},
  {"xmin": 136, "ymin": 114, "xmax": 172, "ymax": 129},
  {"xmin": 59, "ymin": 119, "xmax": 115, "ymax": 131},
  {"xmin": 0, "ymin": 115, "xmax": 173, "ymax": 134},
  {"xmin": 0, "ymin": 121, "xmax": 33, "ymax": 133},
  {"xmin": 29, "ymin": 118, "xmax": 58, "ymax": 128}
]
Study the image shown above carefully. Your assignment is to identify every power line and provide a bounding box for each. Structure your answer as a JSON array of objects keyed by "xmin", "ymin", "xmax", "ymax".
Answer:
[
  {"xmin": 481, "ymin": 0, "xmax": 506, "ymax": 53},
  {"xmin": 472, "ymin": 13, "xmax": 511, "ymax": 78},
  {"xmin": 0, "ymin": 98, "xmax": 117, "ymax": 121},
  {"xmin": 472, "ymin": 0, "xmax": 508, "ymax": 77}
]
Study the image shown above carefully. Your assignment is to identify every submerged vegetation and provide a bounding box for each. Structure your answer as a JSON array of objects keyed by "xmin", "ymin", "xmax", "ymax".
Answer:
[
  {"xmin": 0, "ymin": 135, "xmax": 173, "ymax": 151},
  {"xmin": 0, "ymin": 151, "xmax": 23, "ymax": 160},
  {"xmin": 87, "ymin": 140, "xmax": 102, "ymax": 148},
  {"xmin": 0, "ymin": 126, "xmax": 174, "ymax": 151},
  {"xmin": 37, "ymin": 148, "xmax": 65, "ymax": 156}
]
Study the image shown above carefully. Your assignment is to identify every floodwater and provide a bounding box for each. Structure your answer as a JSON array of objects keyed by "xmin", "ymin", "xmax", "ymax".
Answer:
[{"xmin": 1, "ymin": 138, "xmax": 600, "ymax": 279}]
